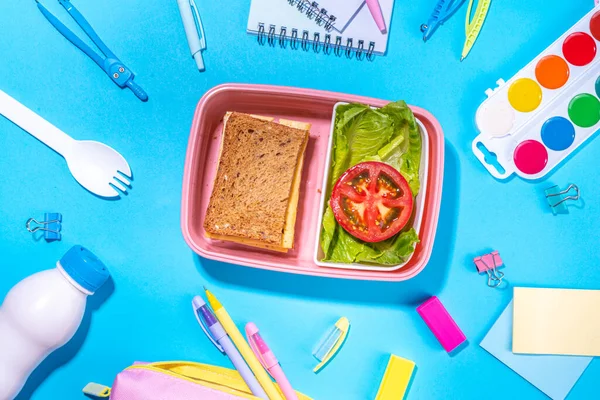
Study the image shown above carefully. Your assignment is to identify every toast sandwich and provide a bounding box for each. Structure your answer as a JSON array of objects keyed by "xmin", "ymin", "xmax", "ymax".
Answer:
[{"xmin": 203, "ymin": 112, "xmax": 310, "ymax": 252}]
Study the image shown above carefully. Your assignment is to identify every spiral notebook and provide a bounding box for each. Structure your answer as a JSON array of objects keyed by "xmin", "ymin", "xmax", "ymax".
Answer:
[
  {"xmin": 247, "ymin": 0, "xmax": 394, "ymax": 60},
  {"xmin": 289, "ymin": 0, "xmax": 365, "ymax": 33}
]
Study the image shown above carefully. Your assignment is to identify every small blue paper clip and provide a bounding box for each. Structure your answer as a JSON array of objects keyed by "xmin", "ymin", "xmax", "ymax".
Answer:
[
  {"xmin": 26, "ymin": 213, "xmax": 62, "ymax": 241},
  {"xmin": 36, "ymin": 0, "xmax": 148, "ymax": 101},
  {"xmin": 545, "ymin": 184, "xmax": 580, "ymax": 215},
  {"xmin": 420, "ymin": 0, "xmax": 467, "ymax": 42}
]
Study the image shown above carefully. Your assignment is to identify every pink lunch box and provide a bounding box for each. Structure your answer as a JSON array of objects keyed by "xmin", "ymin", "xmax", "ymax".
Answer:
[{"xmin": 181, "ymin": 84, "xmax": 444, "ymax": 281}]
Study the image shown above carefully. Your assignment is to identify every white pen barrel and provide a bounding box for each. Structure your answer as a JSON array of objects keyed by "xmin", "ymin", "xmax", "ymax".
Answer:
[
  {"xmin": 193, "ymin": 52, "xmax": 205, "ymax": 71},
  {"xmin": 0, "ymin": 90, "xmax": 74, "ymax": 157},
  {"xmin": 176, "ymin": 0, "xmax": 202, "ymax": 55}
]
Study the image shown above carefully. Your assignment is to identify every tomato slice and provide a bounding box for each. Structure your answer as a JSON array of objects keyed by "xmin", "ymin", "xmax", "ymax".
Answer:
[{"xmin": 329, "ymin": 161, "xmax": 414, "ymax": 243}]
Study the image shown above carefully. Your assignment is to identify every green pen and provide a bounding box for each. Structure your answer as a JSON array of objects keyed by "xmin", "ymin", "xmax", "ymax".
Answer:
[{"xmin": 461, "ymin": 0, "xmax": 492, "ymax": 61}]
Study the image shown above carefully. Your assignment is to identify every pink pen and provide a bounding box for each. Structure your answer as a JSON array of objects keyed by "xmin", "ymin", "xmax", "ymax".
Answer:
[
  {"xmin": 366, "ymin": 0, "xmax": 387, "ymax": 33},
  {"xmin": 245, "ymin": 323, "xmax": 299, "ymax": 400}
]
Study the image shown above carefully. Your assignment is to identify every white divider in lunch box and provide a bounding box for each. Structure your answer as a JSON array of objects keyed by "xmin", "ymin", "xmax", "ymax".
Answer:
[
  {"xmin": 314, "ymin": 102, "xmax": 430, "ymax": 271},
  {"xmin": 472, "ymin": 6, "xmax": 600, "ymax": 180}
]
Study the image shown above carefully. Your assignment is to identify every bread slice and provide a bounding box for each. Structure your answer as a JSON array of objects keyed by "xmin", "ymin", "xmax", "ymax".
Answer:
[{"xmin": 204, "ymin": 112, "xmax": 310, "ymax": 252}]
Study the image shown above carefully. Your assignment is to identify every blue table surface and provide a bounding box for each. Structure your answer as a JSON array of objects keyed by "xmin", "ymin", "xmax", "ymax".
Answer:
[{"xmin": 1, "ymin": 0, "xmax": 599, "ymax": 399}]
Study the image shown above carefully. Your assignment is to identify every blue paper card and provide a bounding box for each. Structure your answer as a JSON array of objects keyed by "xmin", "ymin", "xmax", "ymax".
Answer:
[{"xmin": 480, "ymin": 301, "xmax": 592, "ymax": 400}]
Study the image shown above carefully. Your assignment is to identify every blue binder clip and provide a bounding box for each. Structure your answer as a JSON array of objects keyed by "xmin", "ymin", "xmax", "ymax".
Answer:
[
  {"xmin": 545, "ymin": 184, "xmax": 580, "ymax": 215},
  {"xmin": 36, "ymin": 0, "xmax": 148, "ymax": 102},
  {"xmin": 420, "ymin": 0, "xmax": 467, "ymax": 42},
  {"xmin": 26, "ymin": 213, "xmax": 63, "ymax": 241}
]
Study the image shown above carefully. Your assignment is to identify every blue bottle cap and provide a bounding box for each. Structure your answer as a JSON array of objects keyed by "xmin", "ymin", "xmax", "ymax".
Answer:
[{"xmin": 59, "ymin": 245, "xmax": 110, "ymax": 294}]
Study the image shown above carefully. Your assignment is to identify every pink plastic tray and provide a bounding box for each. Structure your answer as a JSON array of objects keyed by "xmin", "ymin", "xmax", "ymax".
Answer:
[{"xmin": 181, "ymin": 84, "xmax": 444, "ymax": 281}]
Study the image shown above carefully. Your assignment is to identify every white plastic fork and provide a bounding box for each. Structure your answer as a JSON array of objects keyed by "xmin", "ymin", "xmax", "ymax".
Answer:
[{"xmin": 0, "ymin": 89, "xmax": 131, "ymax": 198}]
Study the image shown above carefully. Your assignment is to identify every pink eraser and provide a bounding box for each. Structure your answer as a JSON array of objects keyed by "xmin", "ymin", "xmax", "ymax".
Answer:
[{"xmin": 417, "ymin": 296, "xmax": 466, "ymax": 353}]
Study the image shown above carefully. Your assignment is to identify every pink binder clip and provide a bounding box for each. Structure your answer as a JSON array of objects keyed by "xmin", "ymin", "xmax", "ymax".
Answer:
[
  {"xmin": 474, "ymin": 250, "xmax": 504, "ymax": 288},
  {"xmin": 417, "ymin": 296, "xmax": 466, "ymax": 353}
]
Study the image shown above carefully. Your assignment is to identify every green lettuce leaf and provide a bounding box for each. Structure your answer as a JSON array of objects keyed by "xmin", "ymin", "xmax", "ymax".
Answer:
[
  {"xmin": 329, "ymin": 104, "xmax": 369, "ymax": 185},
  {"xmin": 361, "ymin": 228, "xmax": 420, "ymax": 265},
  {"xmin": 319, "ymin": 101, "xmax": 422, "ymax": 265},
  {"xmin": 379, "ymin": 101, "xmax": 422, "ymax": 195},
  {"xmin": 320, "ymin": 207, "xmax": 337, "ymax": 258}
]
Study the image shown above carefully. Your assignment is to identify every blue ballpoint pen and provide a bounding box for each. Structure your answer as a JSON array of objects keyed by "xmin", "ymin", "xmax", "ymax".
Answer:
[
  {"xmin": 420, "ymin": 0, "xmax": 467, "ymax": 42},
  {"xmin": 176, "ymin": 0, "xmax": 207, "ymax": 71},
  {"xmin": 192, "ymin": 296, "xmax": 268, "ymax": 399},
  {"xmin": 36, "ymin": 0, "xmax": 148, "ymax": 101}
]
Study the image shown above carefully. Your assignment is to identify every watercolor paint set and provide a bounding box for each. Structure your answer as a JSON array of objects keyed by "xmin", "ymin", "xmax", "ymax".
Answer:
[{"xmin": 472, "ymin": 6, "xmax": 600, "ymax": 180}]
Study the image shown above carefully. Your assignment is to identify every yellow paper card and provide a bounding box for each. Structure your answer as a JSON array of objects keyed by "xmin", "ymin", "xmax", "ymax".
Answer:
[{"xmin": 513, "ymin": 287, "xmax": 600, "ymax": 356}]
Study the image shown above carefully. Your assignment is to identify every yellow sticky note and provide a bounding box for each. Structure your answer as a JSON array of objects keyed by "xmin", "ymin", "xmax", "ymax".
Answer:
[
  {"xmin": 375, "ymin": 355, "xmax": 415, "ymax": 400},
  {"xmin": 513, "ymin": 287, "xmax": 600, "ymax": 356}
]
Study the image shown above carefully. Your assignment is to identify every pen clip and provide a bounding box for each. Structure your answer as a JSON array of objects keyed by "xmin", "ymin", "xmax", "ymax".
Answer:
[
  {"xmin": 189, "ymin": 0, "xmax": 206, "ymax": 50},
  {"xmin": 192, "ymin": 301, "xmax": 223, "ymax": 353},
  {"xmin": 246, "ymin": 326, "xmax": 269, "ymax": 370},
  {"xmin": 249, "ymin": 335, "xmax": 269, "ymax": 370}
]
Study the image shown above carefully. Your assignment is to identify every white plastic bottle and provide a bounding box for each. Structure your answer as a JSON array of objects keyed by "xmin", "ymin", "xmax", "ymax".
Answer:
[{"xmin": 0, "ymin": 245, "xmax": 110, "ymax": 400}]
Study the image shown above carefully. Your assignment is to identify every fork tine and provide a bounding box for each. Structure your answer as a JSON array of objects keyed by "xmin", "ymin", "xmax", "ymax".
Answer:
[
  {"xmin": 118, "ymin": 164, "xmax": 132, "ymax": 178},
  {"xmin": 115, "ymin": 174, "xmax": 131, "ymax": 187},
  {"xmin": 111, "ymin": 179, "xmax": 127, "ymax": 193}
]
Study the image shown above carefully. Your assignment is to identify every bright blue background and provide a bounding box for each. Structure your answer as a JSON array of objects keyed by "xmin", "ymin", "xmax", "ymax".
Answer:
[{"xmin": 1, "ymin": 0, "xmax": 599, "ymax": 399}]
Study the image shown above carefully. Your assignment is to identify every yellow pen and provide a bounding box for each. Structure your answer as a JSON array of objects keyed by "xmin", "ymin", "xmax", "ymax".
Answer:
[
  {"xmin": 461, "ymin": 0, "xmax": 491, "ymax": 61},
  {"xmin": 204, "ymin": 288, "xmax": 284, "ymax": 400}
]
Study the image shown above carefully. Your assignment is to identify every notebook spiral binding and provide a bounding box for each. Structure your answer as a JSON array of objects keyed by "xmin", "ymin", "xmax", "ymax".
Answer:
[
  {"xmin": 257, "ymin": 23, "xmax": 376, "ymax": 61},
  {"xmin": 287, "ymin": 0, "xmax": 336, "ymax": 32}
]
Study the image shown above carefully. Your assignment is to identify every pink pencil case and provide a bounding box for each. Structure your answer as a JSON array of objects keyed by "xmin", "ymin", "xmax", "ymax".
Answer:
[{"xmin": 82, "ymin": 361, "xmax": 311, "ymax": 400}]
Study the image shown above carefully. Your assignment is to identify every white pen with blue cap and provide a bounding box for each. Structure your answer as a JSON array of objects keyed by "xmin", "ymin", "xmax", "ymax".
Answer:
[{"xmin": 176, "ymin": 0, "xmax": 206, "ymax": 71}]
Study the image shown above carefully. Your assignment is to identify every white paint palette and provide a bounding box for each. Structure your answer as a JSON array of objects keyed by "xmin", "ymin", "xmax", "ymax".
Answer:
[{"xmin": 472, "ymin": 6, "xmax": 600, "ymax": 180}]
